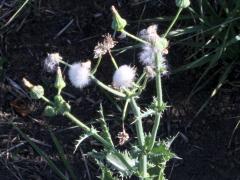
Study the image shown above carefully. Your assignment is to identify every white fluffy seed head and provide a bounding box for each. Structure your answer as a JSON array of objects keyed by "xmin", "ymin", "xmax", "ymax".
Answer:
[
  {"xmin": 44, "ymin": 53, "xmax": 62, "ymax": 72},
  {"xmin": 139, "ymin": 45, "xmax": 155, "ymax": 66},
  {"xmin": 113, "ymin": 65, "xmax": 136, "ymax": 89},
  {"xmin": 112, "ymin": 65, "xmax": 136, "ymax": 89},
  {"xmin": 139, "ymin": 24, "xmax": 159, "ymax": 43},
  {"xmin": 68, "ymin": 61, "xmax": 91, "ymax": 89}
]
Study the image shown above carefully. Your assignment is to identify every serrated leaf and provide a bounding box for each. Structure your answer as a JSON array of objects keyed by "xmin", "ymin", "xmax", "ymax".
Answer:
[
  {"xmin": 97, "ymin": 104, "xmax": 114, "ymax": 146},
  {"xmin": 106, "ymin": 151, "xmax": 136, "ymax": 176},
  {"xmin": 74, "ymin": 134, "xmax": 91, "ymax": 153}
]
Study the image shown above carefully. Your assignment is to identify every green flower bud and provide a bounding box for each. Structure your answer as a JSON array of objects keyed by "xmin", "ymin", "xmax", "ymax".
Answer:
[
  {"xmin": 54, "ymin": 95, "xmax": 71, "ymax": 115},
  {"xmin": 30, "ymin": 85, "xmax": 44, "ymax": 99},
  {"xmin": 111, "ymin": 6, "xmax": 127, "ymax": 32},
  {"xmin": 23, "ymin": 78, "xmax": 44, "ymax": 99},
  {"xmin": 175, "ymin": 0, "xmax": 190, "ymax": 8},
  {"xmin": 54, "ymin": 95, "xmax": 65, "ymax": 106},
  {"xmin": 154, "ymin": 37, "xmax": 169, "ymax": 51},
  {"xmin": 44, "ymin": 106, "xmax": 57, "ymax": 117},
  {"xmin": 54, "ymin": 67, "xmax": 66, "ymax": 94}
]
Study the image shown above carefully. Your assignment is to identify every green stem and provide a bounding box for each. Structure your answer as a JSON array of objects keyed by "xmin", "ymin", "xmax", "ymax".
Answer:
[
  {"xmin": 163, "ymin": 7, "xmax": 183, "ymax": 38},
  {"xmin": 64, "ymin": 112, "xmax": 113, "ymax": 148},
  {"xmin": 59, "ymin": 59, "xmax": 71, "ymax": 67},
  {"xmin": 109, "ymin": 51, "xmax": 118, "ymax": 69},
  {"xmin": 122, "ymin": 30, "xmax": 149, "ymax": 44},
  {"xmin": 91, "ymin": 56, "xmax": 102, "ymax": 75},
  {"xmin": 90, "ymin": 75, "xmax": 126, "ymax": 98},
  {"xmin": 129, "ymin": 97, "xmax": 147, "ymax": 178},
  {"xmin": 149, "ymin": 50, "xmax": 163, "ymax": 151},
  {"xmin": 41, "ymin": 96, "xmax": 54, "ymax": 105}
]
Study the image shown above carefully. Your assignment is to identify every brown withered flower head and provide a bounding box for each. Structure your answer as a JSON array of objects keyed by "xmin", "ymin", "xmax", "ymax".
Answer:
[
  {"xmin": 117, "ymin": 128, "xmax": 129, "ymax": 145},
  {"xmin": 93, "ymin": 33, "xmax": 117, "ymax": 59}
]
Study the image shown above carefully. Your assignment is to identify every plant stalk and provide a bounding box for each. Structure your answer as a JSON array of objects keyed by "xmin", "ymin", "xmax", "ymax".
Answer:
[
  {"xmin": 122, "ymin": 30, "xmax": 149, "ymax": 44},
  {"xmin": 90, "ymin": 75, "xmax": 126, "ymax": 98},
  {"xmin": 129, "ymin": 97, "xmax": 147, "ymax": 178},
  {"xmin": 163, "ymin": 7, "xmax": 183, "ymax": 38},
  {"xmin": 149, "ymin": 51, "xmax": 163, "ymax": 151}
]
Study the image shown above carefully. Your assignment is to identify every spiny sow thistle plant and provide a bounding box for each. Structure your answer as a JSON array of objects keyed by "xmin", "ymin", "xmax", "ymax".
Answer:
[{"xmin": 22, "ymin": 1, "xmax": 190, "ymax": 179}]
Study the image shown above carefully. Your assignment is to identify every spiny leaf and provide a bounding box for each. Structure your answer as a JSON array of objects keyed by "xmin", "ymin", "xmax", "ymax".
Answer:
[
  {"xmin": 74, "ymin": 134, "xmax": 91, "ymax": 153},
  {"xmin": 97, "ymin": 104, "xmax": 114, "ymax": 146}
]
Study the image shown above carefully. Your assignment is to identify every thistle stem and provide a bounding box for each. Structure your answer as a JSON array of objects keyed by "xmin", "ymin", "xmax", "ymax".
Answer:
[
  {"xmin": 91, "ymin": 56, "xmax": 102, "ymax": 75},
  {"xmin": 109, "ymin": 51, "xmax": 119, "ymax": 69},
  {"xmin": 149, "ymin": 52, "xmax": 163, "ymax": 151},
  {"xmin": 59, "ymin": 59, "xmax": 71, "ymax": 67},
  {"xmin": 90, "ymin": 75, "xmax": 126, "ymax": 98},
  {"xmin": 163, "ymin": 7, "xmax": 183, "ymax": 38},
  {"xmin": 122, "ymin": 30, "xmax": 149, "ymax": 44},
  {"xmin": 129, "ymin": 97, "xmax": 147, "ymax": 178}
]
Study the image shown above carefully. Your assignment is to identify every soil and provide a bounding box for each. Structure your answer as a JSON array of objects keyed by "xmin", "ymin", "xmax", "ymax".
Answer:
[{"xmin": 1, "ymin": 0, "xmax": 240, "ymax": 179}]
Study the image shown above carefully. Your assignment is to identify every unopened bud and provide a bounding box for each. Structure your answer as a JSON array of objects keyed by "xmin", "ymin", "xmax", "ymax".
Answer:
[
  {"xmin": 111, "ymin": 6, "xmax": 127, "ymax": 32},
  {"xmin": 44, "ymin": 106, "xmax": 57, "ymax": 117},
  {"xmin": 54, "ymin": 67, "xmax": 66, "ymax": 94},
  {"xmin": 23, "ymin": 78, "xmax": 44, "ymax": 99},
  {"xmin": 175, "ymin": 0, "xmax": 190, "ymax": 8}
]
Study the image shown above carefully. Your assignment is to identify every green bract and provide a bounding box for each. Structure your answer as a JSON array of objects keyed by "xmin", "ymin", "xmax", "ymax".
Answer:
[
  {"xmin": 54, "ymin": 67, "xmax": 66, "ymax": 94},
  {"xmin": 154, "ymin": 37, "xmax": 169, "ymax": 51},
  {"xmin": 44, "ymin": 105, "xmax": 57, "ymax": 117},
  {"xmin": 175, "ymin": 0, "xmax": 190, "ymax": 8},
  {"xmin": 111, "ymin": 6, "xmax": 127, "ymax": 32},
  {"xmin": 54, "ymin": 95, "xmax": 71, "ymax": 115},
  {"xmin": 29, "ymin": 85, "xmax": 44, "ymax": 99}
]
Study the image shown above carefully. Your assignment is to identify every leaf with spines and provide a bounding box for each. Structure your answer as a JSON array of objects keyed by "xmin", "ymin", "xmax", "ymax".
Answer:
[
  {"xmin": 97, "ymin": 104, "xmax": 114, "ymax": 146},
  {"xmin": 106, "ymin": 151, "xmax": 137, "ymax": 177},
  {"xmin": 74, "ymin": 134, "xmax": 91, "ymax": 153}
]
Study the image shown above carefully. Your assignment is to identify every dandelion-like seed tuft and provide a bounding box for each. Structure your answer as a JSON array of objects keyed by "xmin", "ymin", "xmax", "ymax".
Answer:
[
  {"xmin": 68, "ymin": 61, "xmax": 91, "ymax": 89},
  {"xmin": 44, "ymin": 53, "xmax": 62, "ymax": 73},
  {"xmin": 138, "ymin": 25, "xmax": 169, "ymax": 76},
  {"xmin": 112, "ymin": 65, "xmax": 136, "ymax": 89}
]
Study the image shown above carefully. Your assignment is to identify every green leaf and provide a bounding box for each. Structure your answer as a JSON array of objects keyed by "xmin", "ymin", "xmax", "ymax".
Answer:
[
  {"xmin": 106, "ymin": 151, "xmax": 136, "ymax": 176},
  {"xmin": 74, "ymin": 134, "xmax": 91, "ymax": 153},
  {"xmin": 97, "ymin": 104, "xmax": 114, "ymax": 146}
]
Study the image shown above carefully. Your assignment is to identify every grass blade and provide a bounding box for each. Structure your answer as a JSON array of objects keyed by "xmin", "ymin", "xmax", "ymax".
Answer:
[
  {"xmin": 50, "ymin": 130, "xmax": 77, "ymax": 180},
  {"xmin": 13, "ymin": 124, "xmax": 68, "ymax": 180},
  {"xmin": 195, "ymin": 61, "xmax": 235, "ymax": 117}
]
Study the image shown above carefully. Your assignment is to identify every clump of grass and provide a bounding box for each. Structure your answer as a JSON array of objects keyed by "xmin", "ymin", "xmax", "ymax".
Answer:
[{"xmin": 171, "ymin": 0, "xmax": 240, "ymax": 116}]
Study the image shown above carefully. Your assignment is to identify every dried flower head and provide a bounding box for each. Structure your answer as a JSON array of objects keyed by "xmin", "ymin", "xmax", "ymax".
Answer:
[
  {"xmin": 44, "ymin": 53, "xmax": 62, "ymax": 73},
  {"xmin": 117, "ymin": 129, "xmax": 129, "ymax": 145},
  {"xmin": 68, "ymin": 61, "xmax": 91, "ymax": 89},
  {"xmin": 93, "ymin": 34, "xmax": 117, "ymax": 59},
  {"xmin": 112, "ymin": 65, "xmax": 136, "ymax": 89},
  {"xmin": 103, "ymin": 33, "xmax": 117, "ymax": 50},
  {"xmin": 94, "ymin": 42, "xmax": 107, "ymax": 59}
]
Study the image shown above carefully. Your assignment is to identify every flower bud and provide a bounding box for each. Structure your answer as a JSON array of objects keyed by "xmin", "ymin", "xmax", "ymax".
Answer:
[
  {"xmin": 154, "ymin": 37, "xmax": 169, "ymax": 52},
  {"xmin": 23, "ymin": 78, "xmax": 44, "ymax": 99},
  {"xmin": 175, "ymin": 0, "xmax": 190, "ymax": 8},
  {"xmin": 111, "ymin": 6, "xmax": 127, "ymax": 32},
  {"xmin": 54, "ymin": 95, "xmax": 71, "ymax": 115},
  {"xmin": 54, "ymin": 67, "xmax": 66, "ymax": 94},
  {"xmin": 44, "ymin": 106, "xmax": 57, "ymax": 117}
]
